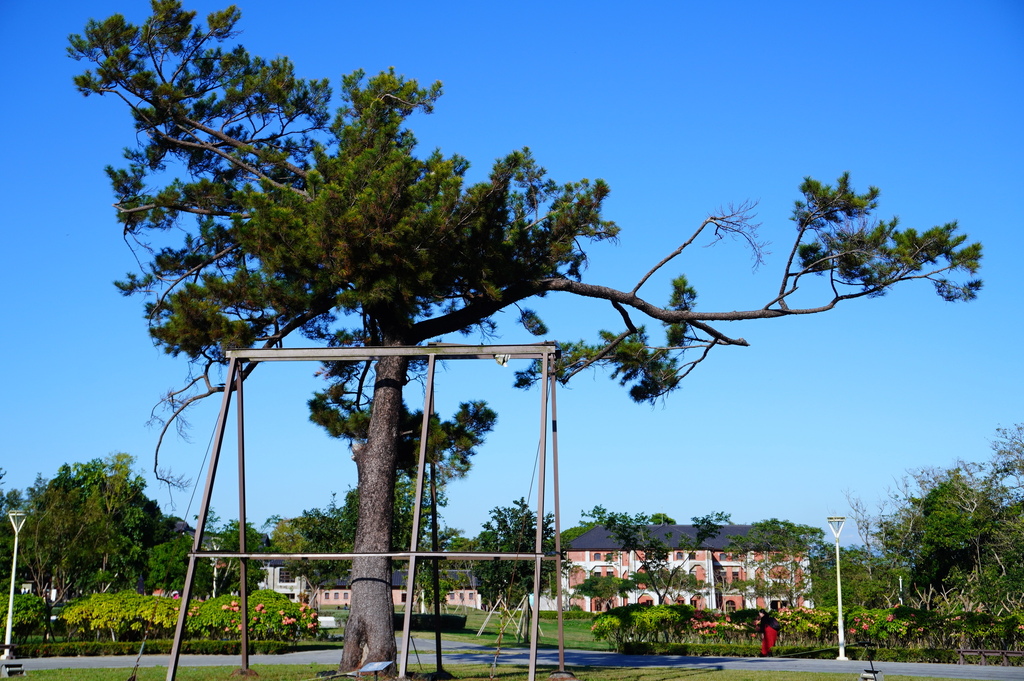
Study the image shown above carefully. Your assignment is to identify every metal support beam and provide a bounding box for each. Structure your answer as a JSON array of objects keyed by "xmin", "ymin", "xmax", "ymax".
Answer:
[
  {"xmin": 235, "ymin": 365, "xmax": 251, "ymax": 675},
  {"xmin": 167, "ymin": 358, "xmax": 240, "ymax": 681},
  {"xmin": 164, "ymin": 345, "xmax": 564, "ymax": 681},
  {"xmin": 398, "ymin": 353, "xmax": 436, "ymax": 678}
]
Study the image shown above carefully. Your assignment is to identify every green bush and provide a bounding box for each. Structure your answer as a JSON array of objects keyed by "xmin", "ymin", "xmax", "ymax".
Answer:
[
  {"xmin": 0, "ymin": 593, "xmax": 47, "ymax": 641},
  {"xmin": 596, "ymin": 603, "xmax": 1024, "ymax": 654},
  {"xmin": 846, "ymin": 606, "xmax": 1024, "ymax": 651},
  {"xmin": 61, "ymin": 592, "xmax": 179, "ymax": 642},
  {"xmin": 591, "ymin": 604, "xmax": 753, "ymax": 647},
  {"xmin": 15, "ymin": 638, "xmax": 293, "ymax": 657}
]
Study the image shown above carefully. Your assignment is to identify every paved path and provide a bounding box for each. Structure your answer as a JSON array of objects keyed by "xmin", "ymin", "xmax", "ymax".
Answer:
[{"xmin": 10, "ymin": 639, "xmax": 1023, "ymax": 680}]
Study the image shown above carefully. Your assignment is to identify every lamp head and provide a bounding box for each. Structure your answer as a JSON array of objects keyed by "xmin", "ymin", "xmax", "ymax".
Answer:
[
  {"xmin": 827, "ymin": 516, "xmax": 846, "ymax": 538},
  {"xmin": 8, "ymin": 510, "xmax": 27, "ymax": 533}
]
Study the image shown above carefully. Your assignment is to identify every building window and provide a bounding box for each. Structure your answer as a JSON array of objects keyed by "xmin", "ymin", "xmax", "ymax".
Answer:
[
  {"xmin": 279, "ymin": 570, "xmax": 294, "ymax": 584},
  {"xmin": 593, "ymin": 552, "xmax": 602, "ymax": 561},
  {"xmin": 688, "ymin": 552, "xmax": 697, "ymax": 560},
  {"xmin": 675, "ymin": 552, "xmax": 684, "ymax": 560},
  {"xmin": 344, "ymin": 592, "xmax": 349, "ymax": 600}
]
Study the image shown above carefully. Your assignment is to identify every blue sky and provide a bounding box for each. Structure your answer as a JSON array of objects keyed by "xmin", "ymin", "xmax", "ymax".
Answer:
[{"xmin": 1, "ymin": 0, "xmax": 1022, "ymax": 545}]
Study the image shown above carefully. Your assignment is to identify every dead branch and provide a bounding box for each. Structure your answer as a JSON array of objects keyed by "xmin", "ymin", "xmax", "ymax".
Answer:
[{"xmin": 632, "ymin": 202, "xmax": 761, "ymax": 295}]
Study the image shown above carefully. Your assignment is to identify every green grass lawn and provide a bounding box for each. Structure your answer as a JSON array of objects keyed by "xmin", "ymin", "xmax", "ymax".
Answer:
[
  {"xmin": 307, "ymin": 606, "xmax": 606, "ymax": 655},
  {"xmin": 313, "ymin": 607, "xmax": 606, "ymax": 652},
  {"xmin": 19, "ymin": 608, "xmax": 996, "ymax": 680},
  {"xmin": 428, "ymin": 609, "xmax": 604, "ymax": 651},
  {"xmin": 20, "ymin": 663, "xmax": 991, "ymax": 681}
]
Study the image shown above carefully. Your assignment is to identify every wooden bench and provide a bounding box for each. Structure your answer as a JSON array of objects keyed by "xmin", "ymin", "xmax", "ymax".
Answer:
[{"xmin": 957, "ymin": 648, "xmax": 1024, "ymax": 666}]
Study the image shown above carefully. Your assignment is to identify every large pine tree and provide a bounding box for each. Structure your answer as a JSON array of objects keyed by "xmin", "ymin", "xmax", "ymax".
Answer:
[{"xmin": 70, "ymin": 1, "xmax": 982, "ymax": 669}]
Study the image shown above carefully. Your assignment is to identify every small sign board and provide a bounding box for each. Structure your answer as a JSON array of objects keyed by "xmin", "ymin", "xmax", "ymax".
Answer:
[{"xmin": 358, "ymin": 661, "xmax": 393, "ymax": 675}]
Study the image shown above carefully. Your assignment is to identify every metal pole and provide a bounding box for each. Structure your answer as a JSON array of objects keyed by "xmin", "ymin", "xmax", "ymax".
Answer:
[
  {"xmin": 828, "ymin": 517, "xmax": 847, "ymax": 661},
  {"xmin": 235, "ymin": 364, "xmax": 251, "ymax": 674},
  {"xmin": 548, "ymin": 353, "xmax": 574, "ymax": 679},
  {"xmin": 167, "ymin": 358, "xmax": 241, "ymax": 681},
  {"xmin": 3, "ymin": 512, "xmax": 26, "ymax": 660},
  {"xmin": 834, "ymin": 535, "xmax": 846, "ymax": 660},
  {"xmin": 528, "ymin": 351, "xmax": 550, "ymax": 681},
  {"xmin": 429, "ymin": 461, "xmax": 447, "ymax": 677},
  {"xmin": 399, "ymin": 354, "xmax": 436, "ymax": 678}
]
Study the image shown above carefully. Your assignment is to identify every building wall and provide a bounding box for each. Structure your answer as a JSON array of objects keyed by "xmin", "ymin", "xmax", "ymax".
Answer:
[
  {"xmin": 565, "ymin": 548, "xmax": 804, "ymax": 613},
  {"xmin": 314, "ymin": 586, "xmax": 482, "ymax": 610},
  {"xmin": 262, "ymin": 564, "xmax": 483, "ymax": 610}
]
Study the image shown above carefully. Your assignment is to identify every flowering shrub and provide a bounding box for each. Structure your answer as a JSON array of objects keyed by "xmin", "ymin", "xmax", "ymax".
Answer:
[
  {"xmin": 594, "ymin": 604, "xmax": 1024, "ymax": 653},
  {"xmin": 686, "ymin": 609, "xmax": 748, "ymax": 643},
  {"xmin": 841, "ymin": 607, "xmax": 1024, "ymax": 651},
  {"xmin": 934, "ymin": 610, "xmax": 1022, "ymax": 650},
  {"xmin": 775, "ymin": 606, "xmax": 836, "ymax": 645},
  {"xmin": 186, "ymin": 590, "xmax": 319, "ymax": 641}
]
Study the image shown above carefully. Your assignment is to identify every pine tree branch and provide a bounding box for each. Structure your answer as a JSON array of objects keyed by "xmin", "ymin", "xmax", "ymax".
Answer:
[
  {"xmin": 114, "ymin": 202, "xmax": 246, "ymax": 219},
  {"xmin": 148, "ymin": 244, "xmax": 241, "ymax": 320},
  {"xmin": 632, "ymin": 202, "xmax": 761, "ymax": 294}
]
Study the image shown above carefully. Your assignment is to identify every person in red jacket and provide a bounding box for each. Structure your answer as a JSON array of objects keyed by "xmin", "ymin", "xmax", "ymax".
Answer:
[{"xmin": 756, "ymin": 609, "xmax": 781, "ymax": 656}]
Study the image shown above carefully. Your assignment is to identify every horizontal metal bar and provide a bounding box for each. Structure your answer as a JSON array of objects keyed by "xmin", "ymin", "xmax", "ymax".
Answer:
[
  {"xmin": 226, "ymin": 344, "xmax": 558, "ymax": 363},
  {"xmin": 193, "ymin": 551, "xmax": 556, "ymax": 561}
]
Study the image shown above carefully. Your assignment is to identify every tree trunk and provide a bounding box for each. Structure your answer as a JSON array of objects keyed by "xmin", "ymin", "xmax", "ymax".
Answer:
[{"xmin": 339, "ymin": 352, "xmax": 407, "ymax": 672}]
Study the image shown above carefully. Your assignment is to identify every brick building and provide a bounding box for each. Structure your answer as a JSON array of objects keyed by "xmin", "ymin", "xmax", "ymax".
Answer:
[{"xmin": 565, "ymin": 523, "xmax": 809, "ymax": 613}]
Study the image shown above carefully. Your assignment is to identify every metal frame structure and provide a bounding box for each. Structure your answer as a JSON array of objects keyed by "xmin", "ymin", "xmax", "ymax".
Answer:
[{"xmin": 165, "ymin": 343, "xmax": 570, "ymax": 681}]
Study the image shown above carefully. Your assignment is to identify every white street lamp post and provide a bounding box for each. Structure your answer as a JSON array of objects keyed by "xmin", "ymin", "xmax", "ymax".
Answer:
[
  {"xmin": 3, "ymin": 511, "xmax": 27, "ymax": 661},
  {"xmin": 827, "ymin": 516, "xmax": 848, "ymax": 661}
]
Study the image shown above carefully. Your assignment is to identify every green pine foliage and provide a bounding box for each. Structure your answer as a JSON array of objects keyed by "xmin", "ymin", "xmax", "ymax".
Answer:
[{"xmin": 67, "ymin": 1, "xmax": 983, "ymax": 419}]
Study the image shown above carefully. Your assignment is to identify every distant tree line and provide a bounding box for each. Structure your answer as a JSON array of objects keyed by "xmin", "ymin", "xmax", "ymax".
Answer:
[
  {"xmin": 2, "ymin": 423, "xmax": 1020, "ymax": 621},
  {"xmin": 811, "ymin": 423, "xmax": 1024, "ymax": 615},
  {"xmin": 0, "ymin": 454, "xmax": 266, "ymax": 608}
]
